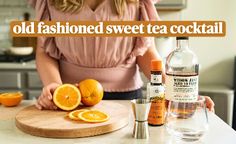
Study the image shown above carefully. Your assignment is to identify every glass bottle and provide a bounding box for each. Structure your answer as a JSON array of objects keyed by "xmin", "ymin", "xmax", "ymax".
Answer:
[
  {"xmin": 165, "ymin": 37, "xmax": 199, "ymax": 119},
  {"xmin": 148, "ymin": 60, "xmax": 165, "ymax": 126}
]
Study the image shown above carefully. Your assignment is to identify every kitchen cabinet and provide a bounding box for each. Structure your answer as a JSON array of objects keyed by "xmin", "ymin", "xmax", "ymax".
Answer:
[
  {"xmin": 0, "ymin": 72, "xmax": 22, "ymax": 88},
  {"xmin": 199, "ymin": 84, "xmax": 234, "ymax": 127},
  {"xmin": 27, "ymin": 72, "xmax": 42, "ymax": 88},
  {"xmin": 28, "ymin": 90, "xmax": 41, "ymax": 100},
  {"xmin": 0, "ymin": 62, "xmax": 42, "ymax": 100}
]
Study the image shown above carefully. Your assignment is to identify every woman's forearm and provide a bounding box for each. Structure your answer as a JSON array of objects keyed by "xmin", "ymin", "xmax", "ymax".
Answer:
[
  {"xmin": 137, "ymin": 38, "xmax": 164, "ymax": 81},
  {"xmin": 36, "ymin": 44, "xmax": 62, "ymax": 86}
]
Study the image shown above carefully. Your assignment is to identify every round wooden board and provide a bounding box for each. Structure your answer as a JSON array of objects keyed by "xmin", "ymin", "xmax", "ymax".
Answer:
[{"xmin": 15, "ymin": 101, "xmax": 129, "ymax": 138}]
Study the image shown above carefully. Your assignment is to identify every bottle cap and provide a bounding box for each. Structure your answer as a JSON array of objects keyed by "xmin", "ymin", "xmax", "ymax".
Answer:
[
  {"xmin": 176, "ymin": 37, "xmax": 189, "ymax": 40},
  {"xmin": 151, "ymin": 60, "xmax": 162, "ymax": 71}
]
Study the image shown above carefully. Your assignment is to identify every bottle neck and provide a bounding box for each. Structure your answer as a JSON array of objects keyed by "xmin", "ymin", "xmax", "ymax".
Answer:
[{"xmin": 176, "ymin": 40, "xmax": 189, "ymax": 50}]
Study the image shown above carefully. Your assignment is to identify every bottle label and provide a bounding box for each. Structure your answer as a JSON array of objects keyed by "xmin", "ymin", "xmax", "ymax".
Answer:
[
  {"xmin": 149, "ymin": 85, "xmax": 165, "ymax": 101},
  {"xmin": 151, "ymin": 74, "xmax": 162, "ymax": 84},
  {"xmin": 165, "ymin": 75, "xmax": 198, "ymax": 102},
  {"xmin": 148, "ymin": 85, "xmax": 165, "ymax": 125},
  {"xmin": 148, "ymin": 100, "xmax": 165, "ymax": 125}
]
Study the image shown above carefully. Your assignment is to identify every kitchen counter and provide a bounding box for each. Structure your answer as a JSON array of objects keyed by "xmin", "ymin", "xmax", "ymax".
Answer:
[
  {"xmin": 0, "ymin": 100, "xmax": 236, "ymax": 144},
  {"xmin": 0, "ymin": 61, "xmax": 36, "ymax": 70}
]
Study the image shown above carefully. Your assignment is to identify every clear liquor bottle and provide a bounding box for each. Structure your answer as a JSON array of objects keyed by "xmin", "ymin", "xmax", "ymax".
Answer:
[{"xmin": 165, "ymin": 37, "xmax": 199, "ymax": 119}]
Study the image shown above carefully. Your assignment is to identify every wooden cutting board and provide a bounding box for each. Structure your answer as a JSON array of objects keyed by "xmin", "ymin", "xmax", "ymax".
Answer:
[{"xmin": 15, "ymin": 101, "xmax": 130, "ymax": 138}]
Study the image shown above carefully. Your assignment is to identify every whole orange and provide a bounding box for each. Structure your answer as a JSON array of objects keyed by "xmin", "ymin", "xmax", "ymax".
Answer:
[{"xmin": 77, "ymin": 79, "xmax": 103, "ymax": 106}]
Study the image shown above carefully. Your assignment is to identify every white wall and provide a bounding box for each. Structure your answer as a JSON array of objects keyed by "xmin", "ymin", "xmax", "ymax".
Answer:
[
  {"xmin": 180, "ymin": 0, "xmax": 236, "ymax": 87},
  {"xmin": 157, "ymin": 0, "xmax": 236, "ymax": 88}
]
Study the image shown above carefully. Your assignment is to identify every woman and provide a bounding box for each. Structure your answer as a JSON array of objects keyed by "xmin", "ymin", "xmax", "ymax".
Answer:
[{"xmin": 29, "ymin": 0, "xmax": 214, "ymax": 111}]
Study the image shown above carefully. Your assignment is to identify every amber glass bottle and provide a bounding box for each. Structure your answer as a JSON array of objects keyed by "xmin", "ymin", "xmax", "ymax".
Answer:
[{"xmin": 148, "ymin": 60, "xmax": 165, "ymax": 126}]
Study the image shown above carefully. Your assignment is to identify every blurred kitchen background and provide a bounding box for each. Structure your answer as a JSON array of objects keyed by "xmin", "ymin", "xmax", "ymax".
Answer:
[{"xmin": 0, "ymin": 0, "xmax": 236, "ymax": 129}]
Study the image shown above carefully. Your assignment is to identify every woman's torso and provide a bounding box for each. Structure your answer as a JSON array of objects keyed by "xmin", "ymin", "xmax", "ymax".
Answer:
[
  {"xmin": 31, "ymin": 0, "xmax": 159, "ymax": 92},
  {"xmin": 48, "ymin": 0, "xmax": 139, "ymax": 68}
]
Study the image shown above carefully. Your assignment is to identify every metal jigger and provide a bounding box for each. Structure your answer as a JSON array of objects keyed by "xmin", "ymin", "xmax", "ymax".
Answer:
[{"xmin": 131, "ymin": 99, "xmax": 151, "ymax": 139}]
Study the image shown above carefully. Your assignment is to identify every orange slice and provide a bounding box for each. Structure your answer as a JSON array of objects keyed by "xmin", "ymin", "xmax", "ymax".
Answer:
[
  {"xmin": 78, "ymin": 109, "xmax": 110, "ymax": 123},
  {"xmin": 53, "ymin": 84, "xmax": 81, "ymax": 111},
  {"xmin": 0, "ymin": 92, "xmax": 23, "ymax": 107},
  {"xmin": 68, "ymin": 109, "xmax": 89, "ymax": 120}
]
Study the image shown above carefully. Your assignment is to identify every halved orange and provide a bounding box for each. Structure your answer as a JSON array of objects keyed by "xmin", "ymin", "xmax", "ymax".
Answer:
[
  {"xmin": 0, "ymin": 92, "xmax": 23, "ymax": 107},
  {"xmin": 53, "ymin": 84, "xmax": 81, "ymax": 111},
  {"xmin": 68, "ymin": 109, "xmax": 89, "ymax": 120},
  {"xmin": 78, "ymin": 109, "xmax": 110, "ymax": 123}
]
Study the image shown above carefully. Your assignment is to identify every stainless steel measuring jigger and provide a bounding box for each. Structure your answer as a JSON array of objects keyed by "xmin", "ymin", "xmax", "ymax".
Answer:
[{"xmin": 131, "ymin": 99, "xmax": 151, "ymax": 139}]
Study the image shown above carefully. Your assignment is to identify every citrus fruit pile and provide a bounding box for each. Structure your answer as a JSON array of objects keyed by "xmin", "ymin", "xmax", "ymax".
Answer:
[
  {"xmin": 53, "ymin": 79, "xmax": 104, "ymax": 111},
  {"xmin": 0, "ymin": 92, "xmax": 23, "ymax": 107},
  {"xmin": 68, "ymin": 109, "xmax": 109, "ymax": 123}
]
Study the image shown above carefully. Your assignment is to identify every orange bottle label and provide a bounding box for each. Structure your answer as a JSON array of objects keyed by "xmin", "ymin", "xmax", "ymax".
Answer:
[{"xmin": 148, "ymin": 97, "xmax": 166, "ymax": 125}]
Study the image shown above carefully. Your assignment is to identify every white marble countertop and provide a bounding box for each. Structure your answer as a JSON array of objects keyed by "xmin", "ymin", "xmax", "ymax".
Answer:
[{"xmin": 0, "ymin": 100, "xmax": 236, "ymax": 144}]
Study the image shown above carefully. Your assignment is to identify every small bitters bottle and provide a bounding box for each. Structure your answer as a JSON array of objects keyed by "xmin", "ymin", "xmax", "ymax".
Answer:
[{"xmin": 148, "ymin": 60, "xmax": 165, "ymax": 126}]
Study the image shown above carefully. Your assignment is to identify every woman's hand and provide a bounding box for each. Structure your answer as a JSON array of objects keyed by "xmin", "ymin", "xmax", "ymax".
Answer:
[
  {"xmin": 35, "ymin": 41, "xmax": 63, "ymax": 109},
  {"xmin": 204, "ymin": 96, "xmax": 215, "ymax": 112},
  {"xmin": 35, "ymin": 83, "xmax": 61, "ymax": 110}
]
